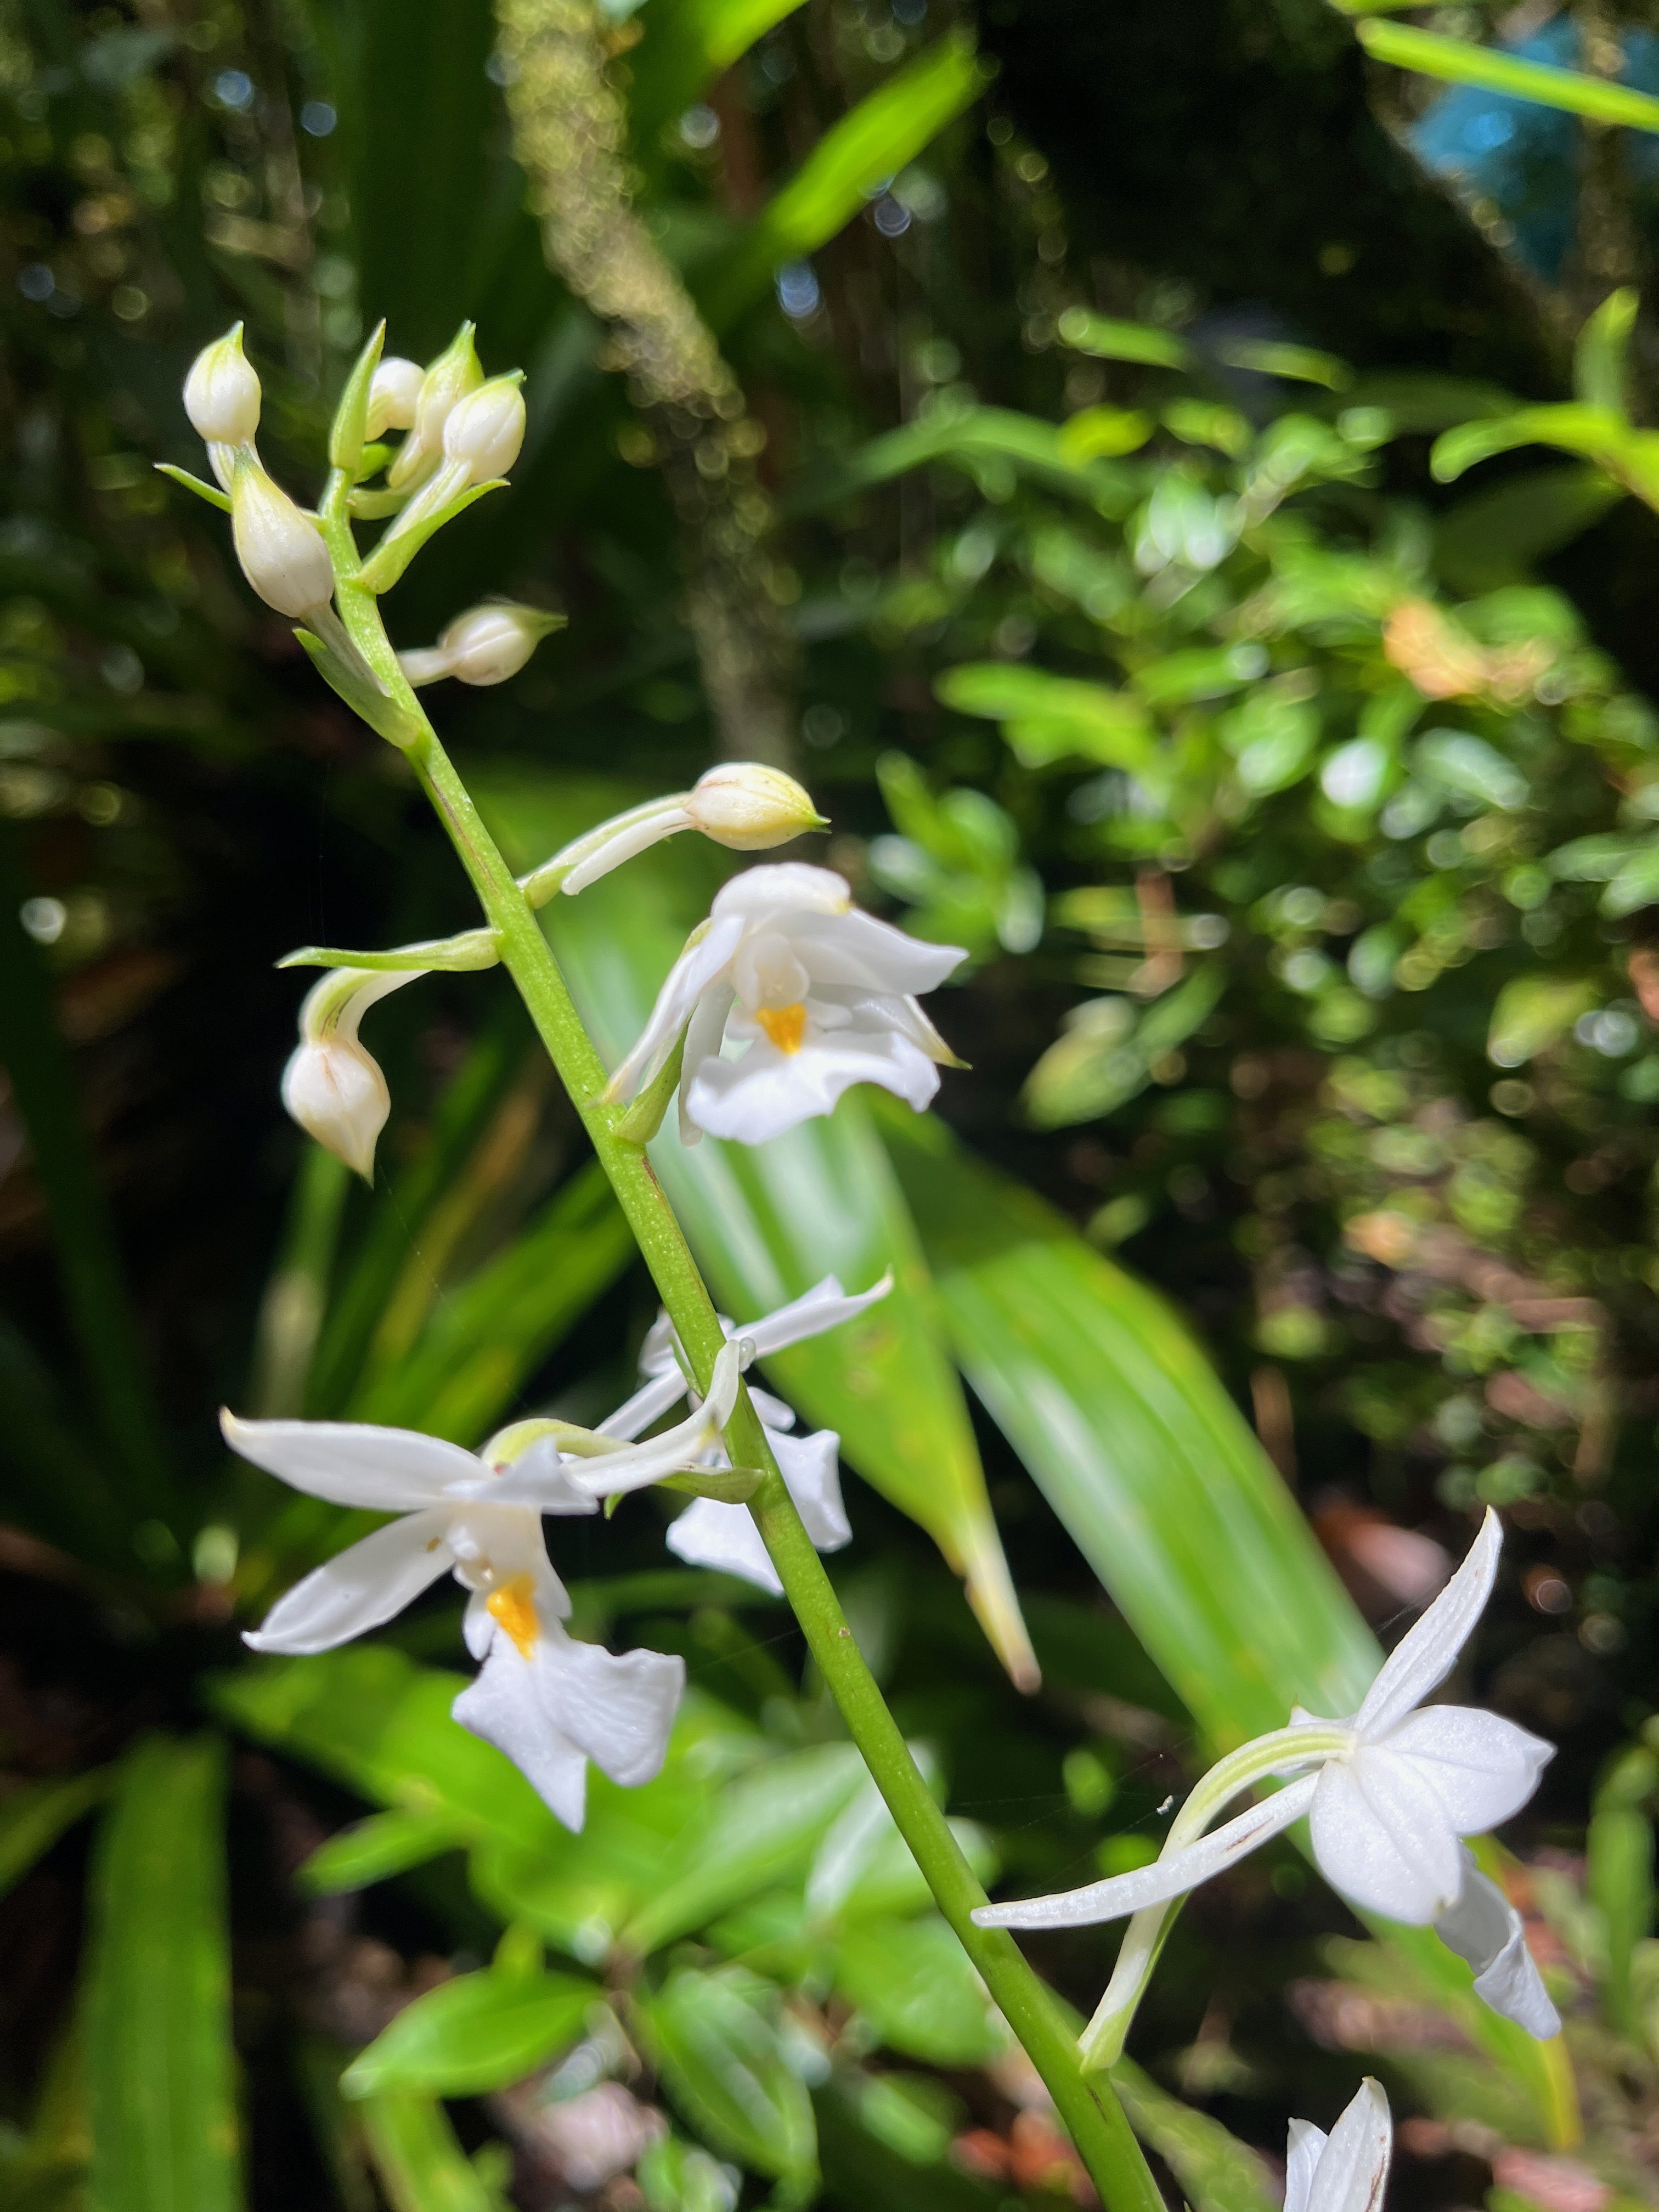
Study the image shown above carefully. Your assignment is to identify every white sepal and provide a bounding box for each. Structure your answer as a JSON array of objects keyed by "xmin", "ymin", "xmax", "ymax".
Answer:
[
  {"xmin": 1284, "ymin": 2079, "xmax": 1392, "ymax": 2212},
  {"xmin": 184, "ymin": 323, "xmax": 261, "ymax": 445},
  {"xmin": 398, "ymin": 602, "xmax": 560, "ymax": 689},
  {"xmin": 280, "ymin": 967, "xmax": 417, "ymax": 1180},
  {"xmin": 442, "ymin": 375, "xmax": 526, "ymax": 481},
  {"xmin": 684, "ymin": 763, "xmax": 826, "ymax": 850},
  {"xmin": 229, "ymin": 454, "xmax": 334, "ymax": 619},
  {"xmin": 366, "ymin": 356, "xmax": 424, "ymax": 438},
  {"xmin": 1435, "ymin": 1848, "xmax": 1560, "ymax": 2038}
]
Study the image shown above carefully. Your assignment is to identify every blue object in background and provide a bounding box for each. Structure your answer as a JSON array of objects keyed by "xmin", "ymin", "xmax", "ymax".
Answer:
[{"xmin": 1410, "ymin": 18, "xmax": 1659, "ymax": 283}]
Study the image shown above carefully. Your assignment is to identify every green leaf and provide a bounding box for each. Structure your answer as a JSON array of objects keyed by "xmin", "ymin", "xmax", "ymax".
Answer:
[
  {"xmin": 874, "ymin": 1104, "xmax": 1379, "ymax": 1745},
  {"xmin": 1415, "ymin": 729, "xmax": 1528, "ymax": 811},
  {"xmin": 1056, "ymin": 308, "xmax": 1192, "ymax": 370},
  {"xmin": 629, "ymin": 0, "xmax": 810, "ymax": 156},
  {"xmin": 347, "ymin": 1158, "xmax": 634, "ymax": 1442},
  {"xmin": 357, "ymin": 2093, "xmax": 501, "ymax": 2212},
  {"xmin": 84, "ymin": 1736, "xmax": 242, "ymax": 2212},
  {"xmin": 1575, "ymin": 288, "xmax": 1639, "ymax": 414},
  {"xmin": 620, "ymin": 1742, "xmax": 866, "ymax": 1954},
  {"xmin": 1588, "ymin": 1802, "xmax": 1654, "ymax": 2040},
  {"xmin": 1601, "ymin": 844, "xmax": 1659, "ymax": 918},
  {"xmin": 833, "ymin": 1916, "xmax": 1001, "ymax": 2065},
  {"xmin": 791, "ymin": 402, "xmax": 1133, "ymax": 515},
  {"xmin": 342, "ymin": 1963, "xmax": 597, "ymax": 2097},
  {"xmin": 1486, "ymin": 975, "xmax": 1597, "ymax": 1068},
  {"xmin": 1434, "ymin": 467, "xmax": 1622, "ymax": 595},
  {"xmin": 298, "ymin": 1807, "xmax": 475, "ymax": 1894},
  {"xmin": 1431, "ymin": 404, "xmax": 1626, "ymax": 484},
  {"xmin": 703, "ymin": 33, "xmax": 987, "ymax": 325},
  {"xmin": 934, "ymin": 663, "xmax": 1155, "ymax": 772},
  {"xmin": 0, "ymin": 1768, "xmax": 111, "ymax": 1903},
  {"xmin": 1355, "ymin": 18, "xmax": 1659, "ymax": 132},
  {"xmin": 494, "ymin": 782, "xmax": 1036, "ymax": 1687},
  {"xmin": 639, "ymin": 1966, "xmax": 817, "ymax": 2185},
  {"xmin": 1107, "ymin": 2058, "xmax": 1276, "ymax": 2212},
  {"xmin": 206, "ymin": 1646, "xmax": 561, "ymax": 1857}
]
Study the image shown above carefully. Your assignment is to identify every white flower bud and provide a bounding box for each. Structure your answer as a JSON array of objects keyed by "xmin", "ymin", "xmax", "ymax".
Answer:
[
  {"xmin": 229, "ymin": 458, "xmax": 334, "ymax": 619},
  {"xmin": 281, "ymin": 968, "xmax": 415, "ymax": 1180},
  {"xmin": 282, "ymin": 1035, "xmax": 390, "ymax": 1182},
  {"xmin": 685, "ymin": 763, "xmax": 827, "ymax": 851},
  {"xmin": 437, "ymin": 602, "xmax": 560, "ymax": 685},
  {"xmin": 184, "ymin": 323, "xmax": 261, "ymax": 445},
  {"xmin": 442, "ymin": 376, "xmax": 526, "ymax": 482},
  {"xmin": 365, "ymin": 356, "xmax": 424, "ymax": 439},
  {"xmin": 387, "ymin": 325, "xmax": 482, "ymax": 489}
]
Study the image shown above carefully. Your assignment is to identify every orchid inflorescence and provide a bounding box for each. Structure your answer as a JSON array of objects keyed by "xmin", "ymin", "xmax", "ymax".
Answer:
[{"xmin": 180, "ymin": 322, "xmax": 1563, "ymax": 2206}]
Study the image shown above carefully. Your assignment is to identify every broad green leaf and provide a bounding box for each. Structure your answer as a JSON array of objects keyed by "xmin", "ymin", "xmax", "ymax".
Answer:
[
  {"xmin": 84, "ymin": 1735, "xmax": 241, "ymax": 2212},
  {"xmin": 206, "ymin": 1647, "xmax": 561, "ymax": 1857},
  {"xmin": 346, "ymin": 1158, "xmax": 634, "ymax": 1441},
  {"xmin": 1435, "ymin": 467, "xmax": 1622, "ymax": 596},
  {"xmin": 639, "ymin": 1966, "xmax": 817, "ymax": 2184},
  {"xmin": 703, "ymin": 33, "xmax": 986, "ymax": 324},
  {"xmin": 357, "ymin": 2093, "xmax": 501, "ymax": 2212},
  {"xmin": 1601, "ymin": 844, "xmax": 1659, "ymax": 918},
  {"xmin": 1575, "ymin": 288, "xmax": 1639, "ymax": 413},
  {"xmin": 0, "ymin": 1768, "xmax": 111, "ymax": 1902},
  {"xmin": 629, "ymin": 0, "xmax": 809, "ymax": 155},
  {"xmin": 1107, "ymin": 2058, "xmax": 1275, "ymax": 2212},
  {"xmin": 833, "ymin": 1916, "xmax": 1001, "ymax": 2066},
  {"xmin": 468, "ymin": 766, "xmax": 1037, "ymax": 1686},
  {"xmin": 342, "ymin": 1965, "xmax": 597, "ymax": 2097},
  {"xmin": 873, "ymin": 1103, "xmax": 1379, "ymax": 1744},
  {"xmin": 298, "ymin": 1807, "xmax": 474, "ymax": 1894},
  {"xmin": 1487, "ymin": 975, "xmax": 1597, "ymax": 1067},
  {"xmin": 934, "ymin": 663, "xmax": 1154, "ymax": 773},
  {"xmin": 1356, "ymin": 18, "xmax": 1659, "ymax": 132},
  {"xmin": 620, "ymin": 1742, "xmax": 866, "ymax": 1953},
  {"xmin": 791, "ymin": 402, "xmax": 1133, "ymax": 515}
]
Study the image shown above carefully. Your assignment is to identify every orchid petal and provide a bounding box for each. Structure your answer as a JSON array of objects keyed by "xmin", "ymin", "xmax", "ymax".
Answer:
[
  {"xmin": 243, "ymin": 1509, "xmax": 454, "ymax": 1653},
  {"xmin": 1381, "ymin": 1705, "xmax": 1554, "ymax": 1832},
  {"xmin": 569, "ymin": 1343, "xmax": 743, "ymax": 1498},
  {"xmin": 1284, "ymin": 2121, "xmax": 1328, "ymax": 2212},
  {"xmin": 611, "ymin": 913, "xmax": 744, "ymax": 1102},
  {"xmin": 537, "ymin": 1629, "xmax": 685, "ymax": 1787},
  {"xmin": 1309, "ymin": 1752, "xmax": 1464, "ymax": 1922},
  {"xmin": 792, "ymin": 908, "xmax": 968, "ymax": 995},
  {"xmin": 1436, "ymin": 1853, "xmax": 1560, "ymax": 2038},
  {"xmin": 1356, "ymin": 1507, "xmax": 1502, "ymax": 1737},
  {"xmin": 973, "ymin": 1774, "xmax": 1318, "ymax": 1931},
  {"xmin": 712, "ymin": 862, "xmax": 852, "ymax": 922},
  {"xmin": 770, "ymin": 1424, "xmax": 850, "ymax": 1550},
  {"xmin": 740, "ymin": 1272, "xmax": 893, "ymax": 1358},
  {"xmin": 678, "ymin": 980, "xmax": 736, "ymax": 1146},
  {"xmin": 451, "ymin": 1637, "xmax": 591, "ymax": 1830},
  {"xmin": 666, "ymin": 1497, "xmax": 782, "ymax": 1593},
  {"xmin": 221, "ymin": 1408, "xmax": 481, "ymax": 1510},
  {"xmin": 686, "ymin": 1027, "xmax": 940, "ymax": 1143},
  {"xmin": 1307, "ymin": 2079, "xmax": 1392, "ymax": 2212},
  {"xmin": 597, "ymin": 1368, "xmax": 686, "ymax": 1444}
]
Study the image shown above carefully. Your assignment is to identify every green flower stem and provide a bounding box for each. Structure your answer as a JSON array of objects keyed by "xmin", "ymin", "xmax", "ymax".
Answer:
[{"xmin": 310, "ymin": 498, "xmax": 1163, "ymax": 2212}]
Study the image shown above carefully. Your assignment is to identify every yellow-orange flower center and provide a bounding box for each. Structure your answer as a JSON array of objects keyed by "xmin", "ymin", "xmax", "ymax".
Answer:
[
  {"xmin": 486, "ymin": 1573, "xmax": 539, "ymax": 1657},
  {"xmin": 756, "ymin": 1002, "xmax": 806, "ymax": 1054}
]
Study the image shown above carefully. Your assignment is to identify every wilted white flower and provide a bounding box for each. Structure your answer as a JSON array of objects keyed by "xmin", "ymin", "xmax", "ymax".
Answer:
[
  {"xmin": 229, "ymin": 454, "xmax": 335, "ymax": 620},
  {"xmin": 281, "ymin": 967, "xmax": 416, "ymax": 1180},
  {"xmin": 975, "ymin": 1509, "xmax": 1556, "ymax": 2056},
  {"xmin": 365, "ymin": 356, "xmax": 424, "ymax": 439},
  {"xmin": 593, "ymin": 1273, "xmax": 892, "ymax": 1592},
  {"xmin": 610, "ymin": 863, "xmax": 966, "ymax": 1146},
  {"xmin": 398, "ymin": 602, "xmax": 563, "ymax": 689},
  {"xmin": 222, "ymin": 1346, "xmax": 743, "ymax": 1828},
  {"xmin": 184, "ymin": 323, "xmax": 261, "ymax": 482},
  {"xmin": 1286, "ymin": 2079, "xmax": 1392, "ymax": 2212}
]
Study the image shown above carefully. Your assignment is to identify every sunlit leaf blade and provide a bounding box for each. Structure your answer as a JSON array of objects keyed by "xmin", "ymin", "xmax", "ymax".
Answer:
[
  {"xmin": 346, "ymin": 1158, "xmax": 633, "ymax": 1441},
  {"xmin": 833, "ymin": 1915, "xmax": 1002, "ymax": 2065},
  {"xmin": 638, "ymin": 1966, "xmax": 817, "ymax": 2184},
  {"xmin": 1107, "ymin": 2058, "xmax": 1276, "ymax": 2212},
  {"xmin": 357, "ymin": 2092, "xmax": 499, "ymax": 2212},
  {"xmin": 342, "ymin": 1966, "xmax": 596, "ymax": 2098},
  {"xmin": 525, "ymin": 816, "xmax": 1037, "ymax": 1688},
  {"xmin": 207, "ymin": 1646, "xmax": 562, "ymax": 1857},
  {"xmin": 702, "ymin": 32, "xmax": 987, "ymax": 325},
  {"xmin": 1356, "ymin": 17, "xmax": 1659, "ymax": 129},
  {"xmin": 84, "ymin": 1735, "xmax": 242, "ymax": 2212},
  {"xmin": 0, "ymin": 1768, "xmax": 111, "ymax": 1903},
  {"xmin": 629, "ymin": 0, "xmax": 810, "ymax": 156},
  {"xmin": 874, "ymin": 1102, "xmax": 1379, "ymax": 1743}
]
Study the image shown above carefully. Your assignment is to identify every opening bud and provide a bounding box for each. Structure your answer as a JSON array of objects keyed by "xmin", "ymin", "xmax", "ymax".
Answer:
[
  {"xmin": 184, "ymin": 323, "xmax": 261, "ymax": 448},
  {"xmin": 684, "ymin": 763, "xmax": 828, "ymax": 851},
  {"xmin": 281, "ymin": 969, "xmax": 415, "ymax": 1181},
  {"xmin": 387, "ymin": 323, "xmax": 482, "ymax": 489},
  {"xmin": 442, "ymin": 375, "xmax": 527, "ymax": 482},
  {"xmin": 229, "ymin": 455, "xmax": 335, "ymax": 619},
  {"xmin": 365, "ymin": 356, "xmax": 424, "ymax": 439},
  {"xmin": 398, "ymin": 602, "xmax": 563, "ymax": 689}
]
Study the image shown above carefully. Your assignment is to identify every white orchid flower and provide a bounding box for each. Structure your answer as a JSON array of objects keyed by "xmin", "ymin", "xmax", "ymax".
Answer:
[
  {"xmin": 608, "ymin": 864, "xmax": 966, "ymax": 1146},
  {"xmin": 1435, "ymin": 1843, "xmax": 1560, "ymax": 2038},
  {"xmin": 590, "ymin": 1274, "xmax": 891, "ymax": 1594},
  {"xmin": 1286, "ymin": 2078, "xmax": 1392, "ymax": 2212},
  {"xmin": 221, "ymin": 1351, "xmax": 742, "ymax": 1830},
  {"xmin": 973, "ymin": 1509, "xmax": 1555, "ymax": 2060}
]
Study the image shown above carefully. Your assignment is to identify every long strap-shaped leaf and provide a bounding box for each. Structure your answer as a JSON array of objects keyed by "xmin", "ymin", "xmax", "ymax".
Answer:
[{"xmin": 85, "ymin": 1736, "xmax": 242, "ymax": 2212}]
